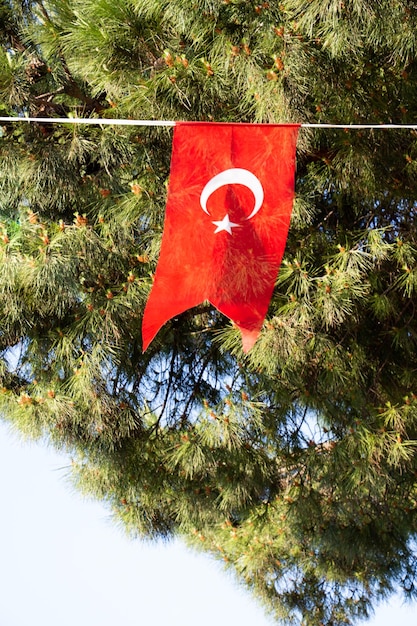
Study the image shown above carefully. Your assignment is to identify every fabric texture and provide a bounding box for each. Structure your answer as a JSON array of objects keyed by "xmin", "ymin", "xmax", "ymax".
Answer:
[{"xmin": 142, "ymin": 122, "xmax": 300, "ymax": 352}]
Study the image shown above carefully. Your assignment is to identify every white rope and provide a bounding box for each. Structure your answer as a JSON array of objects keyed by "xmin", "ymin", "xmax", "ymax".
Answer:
[
  {"xmin": 1, "ymin": 116, "xmax": 417, "ymax": 129},
  {"xmin": 301, "ymin": 124, "xmax": 417, "ymax": 129},
  {"xmin": 0, "ymin": 116, "xmax": 177, "ymax": 126}
]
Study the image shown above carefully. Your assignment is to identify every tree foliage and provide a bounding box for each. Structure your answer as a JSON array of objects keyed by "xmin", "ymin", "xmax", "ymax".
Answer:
[{"xmin": 1, "ymin": 1, "xmax": 417, "ymax": 624}]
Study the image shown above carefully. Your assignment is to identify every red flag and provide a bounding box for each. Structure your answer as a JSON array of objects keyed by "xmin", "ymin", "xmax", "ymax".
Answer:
[{"xmin": 142, "ymin": 122, "xmax": 299, "ymax": 352}]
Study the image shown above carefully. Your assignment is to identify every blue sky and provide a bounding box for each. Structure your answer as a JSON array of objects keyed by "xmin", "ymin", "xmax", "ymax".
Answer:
[{"xmin": 0, "ymin": 420, "xmax": 415, "ymax": 626}]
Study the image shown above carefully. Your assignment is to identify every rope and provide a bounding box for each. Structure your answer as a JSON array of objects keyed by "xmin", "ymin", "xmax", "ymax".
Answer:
[
  {"xmin": 1, "ymin": 116, "xmax": 417, "ymax": 129},
  {"xmin": 0, "ymin": 116, "xmax": 177, "ymax": 126}
]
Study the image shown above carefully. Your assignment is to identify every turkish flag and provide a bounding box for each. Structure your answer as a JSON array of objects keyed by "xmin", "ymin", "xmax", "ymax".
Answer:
[{"xmin": 142, "ymin": 122, "xmax": 299, "ymax": 352}]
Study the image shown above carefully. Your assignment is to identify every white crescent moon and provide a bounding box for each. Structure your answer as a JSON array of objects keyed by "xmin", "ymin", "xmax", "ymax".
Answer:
[{"xmin": 199, "ymin": 168, "xmax": 264, "ymax": 221}]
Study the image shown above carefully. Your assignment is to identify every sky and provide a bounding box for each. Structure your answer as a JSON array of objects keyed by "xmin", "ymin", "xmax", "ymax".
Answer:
[{"xmin": 0, "ymin": 420, "xmax": 416, "ymax": 626}]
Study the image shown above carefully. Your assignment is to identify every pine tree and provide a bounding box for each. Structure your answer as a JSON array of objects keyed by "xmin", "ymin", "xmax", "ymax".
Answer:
[{"xmin": 1, "ymin": 1, "xmax": 417, "ymax": 624}]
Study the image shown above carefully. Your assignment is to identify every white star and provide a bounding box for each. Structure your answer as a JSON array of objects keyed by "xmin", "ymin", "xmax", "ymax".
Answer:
[{"xmin": 212, "ymin": 214, "xmax": 241, "ymax": 235}]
